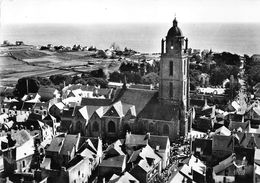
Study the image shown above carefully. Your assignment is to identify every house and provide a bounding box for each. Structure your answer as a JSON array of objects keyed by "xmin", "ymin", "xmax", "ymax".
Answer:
[
  {"xmin": 212, "ymin": 135, "xmax": 239, "ymax": 163},
  {"xmin": 108, "ymin": 171, "xmax": 139, "ymax": 183},
  {"xmin": 78, "ymin": 136, "xmax": 103, "ymax": 165},
  {"xmin": 148, "ymin": 135, "xmax": 170, "ymax": 170},
  {"xmin": 192, "ymin": 138, "xmax": 212, "ymax": 162},
  {"xmin": 213, "ymin": 147, "xmax": 254, "ymax": 183},
  {"xmin": 33, "ymin": 102, "xmax": 49, "ymax": 117},
  {"xmin": 99, "ymin": 155, "xmax": 127, "ymax": 181},
  {"xmin": 49, "ymin": 102, "xmax": 65, "ymax": 120},
  {"xmin": 229, "ymin": 121, "xmax": 250, "ymax": 133},
  {"xmin": 104, "ymin": 139, "xmax": 125, "ymax": 158},
  {"xmin": 21, "ymin": 93, "xmax": 41, "ymax": 103},
  {"xmin": 129, "ymin": 145, "xmax": 162, "ymax": 183},
  {"xmin": 45, "ymin": 133, "xmax": 81, "ymax": 169},
  {"xmin": 2, "ymin": 130, "xmax": 35, "ymax": 175}
]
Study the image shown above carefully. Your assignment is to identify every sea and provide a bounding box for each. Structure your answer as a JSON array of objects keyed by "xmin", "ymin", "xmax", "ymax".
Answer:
[{"xmin": 1, "ymin": 22, "xmax": 260, "ymax": 56}]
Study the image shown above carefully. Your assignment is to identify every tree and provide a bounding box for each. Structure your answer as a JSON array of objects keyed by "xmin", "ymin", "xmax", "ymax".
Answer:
[
  {"xmin": 109, "ymin": 71, "xmax": 123, "ymax": 82},
  {"xmin": 49, "ymin": 74, "xmax": 72, "ymax": 85},
  {"xmin": 14, "ymin": 77, "xmax": 40, "ymax": 97},
  {"xmin": 142, "ymin": 72, "xmax": 159, "ymax": 85},
  {"xmin": 90, "ymin": 68, "xmax": 105, "ymax": 78},
  {"xmin": 209, "ymin": 66, "xmax": 229, "ymax": 86}
]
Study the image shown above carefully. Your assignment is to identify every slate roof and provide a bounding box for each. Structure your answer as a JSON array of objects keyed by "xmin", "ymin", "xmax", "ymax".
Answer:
[
  {"xmin": 109, "ymin": 172, "xmax": 139, "ymax": 183},
  {"xmin": 138, "ymin": 93, "xmax": 179, "ymax": 121},
  {"xmin": 113, "ymin": 88, "xmax": 157, "ymax": 115},
  {"xmin": 47, "ymin": 136, "xmax": 64, "ymax": 153},
  {"xmin": 125, "ymin": 133, "xmax": 148, "ymax": 146},
  {"xmin": 11, "ymin": 129, "xmax": 32, "ymax": 146},
  {"xmin": 238, "ymin": 132, "xmax": 260, "ymax": 148},
  {"xmin": 34, "ymin": 102, "xmax": 49, "ymax": 109},
  {"xmin": 229, "ymin": 121, "xmax": 250, "ymax": 132},
  {"xmin": 212, "ymin": 135, "xmax": 238, "ymax": 151},
  {"xmin": 9, "ymin": 102, "xmax": 24, "ymax": 110},
  {"xmin": 22, "ymin": 102, "xmax": 36, "ymax": 111},
  {"xmin": 60, "ymin": 134, "xmax": 80, "ymax": 156},
  {"xmin": 148, "ymin": 135, "xmax": 169, "ymax": 150},
  {"xmin": 192, "ymin": 138, "xmax": 212, "ymax": 156},
  {"xmin": 81, "ymin": 98, "xmax": 112, "ymax": 106},
  {"xmin": 99, "ymin": 155, "xmax": 126, "ymax": 168}
]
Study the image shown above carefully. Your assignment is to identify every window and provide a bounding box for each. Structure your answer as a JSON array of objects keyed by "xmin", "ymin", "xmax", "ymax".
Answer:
[
  {"xmin": 43, "ymin": 110, "xmax": 47, "ymax": 115},
  {"xmin": 93, "ymin": 121, "xmax": 99, "ymax": 132},
  {"xmin": 169, "ymin": 82, "xmax": 173, "ymax": 99},
  {"xmin": 169, "ymin": 61, "xmax": 173, "ymax": 76},
  {"xmin": 108, "ymin": 121, "xmax": 116, "ymax": 133},
  {"xmin": 78, "ymin": 171, "xmax": 80, "ymax": 176},
  {"xmin": 22, "ymin": 161, "xmax": 26, "ymax": 168},
  {"xmin": 163, "ymin": 124, "xmax": 170, "ymax": 135},
  {"xmin": 184, "ymin": 59, "xmax": 186, "ymax": 76}
]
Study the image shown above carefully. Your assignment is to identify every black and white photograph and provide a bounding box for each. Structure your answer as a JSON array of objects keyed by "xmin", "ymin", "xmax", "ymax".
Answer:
[{"xmin": 0, "ymin": 0, "xmax": 260, "ymax": 182}]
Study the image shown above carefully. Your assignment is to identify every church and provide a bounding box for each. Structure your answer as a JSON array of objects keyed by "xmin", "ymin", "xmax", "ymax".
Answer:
[
  {"xmin": 110, "ymin": 17, "xmax": 190, "ymax": 141},
  {"xmin": 73, "ymin": 18, "xmax": 189, "ymax": 142}
]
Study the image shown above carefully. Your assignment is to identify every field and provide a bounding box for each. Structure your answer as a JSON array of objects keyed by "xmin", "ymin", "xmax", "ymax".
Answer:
[{"xmin": 0, "ymin": 46, "xmax": 120, "ymax": 86}]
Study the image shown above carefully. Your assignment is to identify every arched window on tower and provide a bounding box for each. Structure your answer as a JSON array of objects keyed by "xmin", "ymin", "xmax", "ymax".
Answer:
[
  {"xmin": 163, "ymin": 124, "xmax": 170, "ymax": 135},
  {"xmin": 169, "ymin": 61, "xmax": 173, "ymax": 76},
  {"xmin": 108, "ymin": 121, "xmax": 116, "ymax": 133},
  {"xmin": 93, "ymin": 121, "xmax": 99, "ymax": 132},
  {"xmin": 169, "ymin": 82, "xmax": 173, "ymax": 99}
]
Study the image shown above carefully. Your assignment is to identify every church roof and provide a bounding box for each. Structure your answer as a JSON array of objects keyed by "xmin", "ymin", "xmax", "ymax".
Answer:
[
  {"xmin": 167, "ymin": 18, "xmax": 183, "ymax": 37},
  {"xmin": 138, "ymin": 93, "xmax": 179, "ymax": 121}
]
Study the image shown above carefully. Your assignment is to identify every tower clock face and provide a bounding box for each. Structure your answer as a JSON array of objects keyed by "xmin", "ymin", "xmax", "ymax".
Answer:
[{"xmin": 171, "ymin": 46, "xmax": 174, "ymax": 49}]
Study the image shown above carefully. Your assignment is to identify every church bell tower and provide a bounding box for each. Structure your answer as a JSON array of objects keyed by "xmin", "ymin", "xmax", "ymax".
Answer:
[{"xmin": 159, "ymin": 17, "xmax": 189, "ymax": 136}]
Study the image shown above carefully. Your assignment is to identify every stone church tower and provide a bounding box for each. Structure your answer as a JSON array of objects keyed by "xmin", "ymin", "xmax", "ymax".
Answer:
[{"xmin": 159, "ymin": 17, "xmax": 189, "ymax": 136}]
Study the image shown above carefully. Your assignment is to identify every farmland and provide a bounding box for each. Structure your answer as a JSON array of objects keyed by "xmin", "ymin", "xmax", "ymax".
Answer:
[{"xmin": 0, "ymin": 46, "xmax": 120, "ymax": 86}]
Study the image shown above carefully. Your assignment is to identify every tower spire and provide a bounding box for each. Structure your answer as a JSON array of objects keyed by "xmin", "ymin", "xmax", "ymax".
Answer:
[{"xmin": 173, "ymin": 14, "xmax": 178, "ymax": 27}]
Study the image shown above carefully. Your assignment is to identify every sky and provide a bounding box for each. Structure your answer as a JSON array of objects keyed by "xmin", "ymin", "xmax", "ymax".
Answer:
[{"xmin": 0, "ymin": 0, "xmax": 260, "ymax": 24}]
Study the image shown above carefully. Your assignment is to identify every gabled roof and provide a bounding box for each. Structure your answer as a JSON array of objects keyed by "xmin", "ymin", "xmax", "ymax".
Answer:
[
  {"xmin": 22, "ymin": 102, "xmax": 36, "ymax": 111},
  {"xmin": 192, "ymin": 138, "xmax": 212, "ymax": 156},
  {"xmin": 11, "ymin": 129, "xmax": 32, "ymax": 146},
  {"xmin": 9, "ymin": 101, "xmax": 23, "ymax": 110},
  {"xmin": 213, "ymin": 153, "xmax": 235, "ymax": 174},
  {"xmin": 109, "ymin": 172, "xmax": 139, "ymax": 183},
  {"xmin": 81, "ymin": 98, "xmax": 112, "ymax": 106},
  {"xmin": 60, "ymin": 134, "xmax": 80, "ymax": 156},
  {"xmin": 229, "ymin": 121, "xmax": 250, "ymax": 132},
  {"xmin": 148, "ymin": 135, "xmax": 169, "ymax": 150},
  {"xmin": 189, "ymin": 155, "xmax": 206, "ymax": 175},
  {"xmin": 138, "ymin": 93, "xmax": 179, "ymax": 121},
  {"xmin": 125, "ymin": 132, "xmax": 148, "ymax": 146},
  {"xmin": 34, "ymin": 102, "xmax": 49, "ymax": 109},
  {"xmin": 105, "ymin": 139, "xmax": 125, "ymax": 156},
  {"xmin": 46, "ymin": 136, "xmax": 64, "ymax": 153},
  {"xmin": 113, "ymin": 88, "xmax": 157, "ymax": 115},
  {"xmin": 239, "ymin": 132, "xmax": 260, "ymax": 148},
  {"xmin": 62, "ymin": 108, "xmax": 74, "ymax": 118},
  {"xmin": 99, "ymin": 155, "xmax": 126, "ymax": 168},
  {"xmin": 215, "ymin": 126, "xmax": 231, "ymax": 136},
  {"xmin": 54, "ymin": 102, "xmax": 65, "ymax": 110},
  {"xmin": 212, "ymin": 135, "xmax": 238, "ymax": 151}
]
